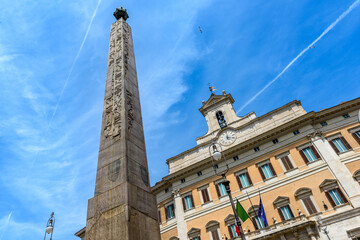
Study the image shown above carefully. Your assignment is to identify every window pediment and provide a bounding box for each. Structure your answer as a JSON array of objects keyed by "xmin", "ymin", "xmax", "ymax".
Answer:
[
  {"xmin": 273, "ymin": 196, "xmax": 290, "ymax": 207},
  {"xmin": 169, "ymin": 237, "xmax": 179, "ymax": 240},
  {"xmin": 187, "ymin": 228, "xmax": 201, "ymax": 238},
  {"xmin": 353, "ymin": 170, "xmax": 360, "ymax": 182},
  {"xmin": 248, "ymin": 205, "xmax": 259, "ymax": 217},
  {"xmin": 319, "ymin": 179, "xmax": 338, "ymax": 192},
  {"xmin": 224, "ymin": 214, "xmax": 235, "ymax": 225},
  {"xmin": 294, "ymin": 188, "xmax": 312, "ymax": 199},
  {"xmin": 206, "ymin": 220, "xmax": 220, "ymax": 231}
]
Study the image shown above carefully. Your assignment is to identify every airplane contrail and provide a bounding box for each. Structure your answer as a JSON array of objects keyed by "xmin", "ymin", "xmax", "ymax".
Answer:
[
  {"xmin": 0, "ymin": 211, "xmax": 13, "ymax": 240},
  {"xmin": 237, "ymin": 0, "xmax": 360, "ymax": 114},
  {"xmin": 48, "ymin": 0, "xmax": 102, "ymax": 128}
]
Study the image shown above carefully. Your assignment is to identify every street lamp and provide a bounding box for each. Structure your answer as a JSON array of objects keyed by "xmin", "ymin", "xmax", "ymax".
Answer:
[
  {"xmin": 44, "ymin": 212, "xmax": 55, "ymax": 240},
  {"xmin": 209, "ymin": 143, "xmax": 246, "ymax": 240}
]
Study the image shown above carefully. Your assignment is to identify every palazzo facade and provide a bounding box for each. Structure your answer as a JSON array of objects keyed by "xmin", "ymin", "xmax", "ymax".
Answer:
[{"xmin": 152, "ymin": 91, "xmax": 360, "ymax": 240}]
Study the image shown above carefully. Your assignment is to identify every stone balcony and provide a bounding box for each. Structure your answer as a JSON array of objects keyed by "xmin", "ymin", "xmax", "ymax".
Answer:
[{"xmin": 244, "ymin": 215, "xmax": 319, "ymax": 240}]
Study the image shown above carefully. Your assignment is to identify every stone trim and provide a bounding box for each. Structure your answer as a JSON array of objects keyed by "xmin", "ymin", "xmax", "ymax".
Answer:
[
  {"xmin": 319, "ymin": 179, "xmax": 338, "ymax": 192},
  {"xmin": 294, "ymin": 188, "xmax": 312, "ymax": 199},
  {"xmin": 273, "ymin": 196, "xmax": 290, "ymax": 208}
]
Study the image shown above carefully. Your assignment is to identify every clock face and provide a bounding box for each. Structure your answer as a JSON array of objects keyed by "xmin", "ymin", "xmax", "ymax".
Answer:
[{"xmin": 218, "ymin": 129, "xmax": 237, "ymax": 146}]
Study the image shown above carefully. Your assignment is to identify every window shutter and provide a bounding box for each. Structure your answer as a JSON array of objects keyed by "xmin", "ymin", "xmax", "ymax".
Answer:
[
  {"xmin": 352, "ymin": 132, "xmax": 360, "ymax": 145},
  {"xmin": 171, "ymin": 204, "xmax": 175, "ymax": 217},
  {"xmin": 190, "ymin": 195, "xmax": 195, "ymax": 208},
  {"xmin": 277, "ymin": 208, "xmax": 285, "ymax": 221},
  {"xmin": 246, "ymin": 172, "xmax": 253, "ymax": 185},
  {"xmin": 325, "ymin": 191, "xmax": 336, "ymax": 207},
  {"xmin": 303, "ymin": 197, "xmax": 317, "ymax": 215},
  {"xmin": 252, "ymin": 217, "xmax": 259, "ymax": 230},
  {"xmin": 340, "ymin": 136, "xmax": 352, "ymax": 150},
  {"xmin": 288, "ymin": 205, "xmax": 294, "ymax": 218},
  {"xmin": 158, "ymin": 210, "xmax": 161, "ymax": 223},
  {"xmin": 281, "ymin": 156, "xmax": 292, "ymax": 171},
  {"xmin": 164, "ymin": 206, "xmax": 168, "ymax": 219},
  {"xmin": 329, "ymin": 140, "xmax": 340, "ymax": 154},
  {"xmin": 215, "ymin": 184, "xmax": 221, "ymax": 197},
  {"xmin": 337, "ymin": 188, "xmax": 348, "ymax": 203},
  {"xmin": 202, "ymin": 189, "xmax": 210, "ymax": 203},
  {"xmin": 269, "ymin": 163, "xmax": 276, "ymax": 176},
  {"xmin": 258, "ymin": 167, "xmax": 266, "ymax": 180},
  {"xmin": 236, "ymin": 175, "xmax": 243, "ymax": 189},
  {"xmin": 211, "ymin": 230, "xmax": 220, "ymax": 240},
  {"xmin": 182, "ymin": 197, "xmax": 186, "ymax": 211},
  {"xmin": 228, "ymin": 225, "xmax": 234, "ymax": 238},
  {"xmin": 299, "ymin": 149, "xmax": 309, "ymax": 163},
  {"xmin": 310, "ymin": 145, "xmax": 321, "ymax": 159}
]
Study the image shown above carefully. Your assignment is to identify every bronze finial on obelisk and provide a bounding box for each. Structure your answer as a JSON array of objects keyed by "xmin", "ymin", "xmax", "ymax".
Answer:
[{"xmin": 80, "ymin": 7, "xmax": 161, "ymax": 240}]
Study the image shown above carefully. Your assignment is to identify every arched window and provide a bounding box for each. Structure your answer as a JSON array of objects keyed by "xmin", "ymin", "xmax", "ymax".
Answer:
[
  {"xmin": 216, "ymin": 111, "xmax": 227, "ymax": 128},
  {"xmin": 224, "ymin": 214, "xmax": 239, "ymax": 238},
  {"xmin": 205, "ymin": 220, "xmax": 221, "ymax": 240},
  {"xmin": 294, "ymin": 188, "xmax": 319, "ymax": 215},
  {"xmin": 188, "ymin": 228, "xmax": 201, "ymax": 240}
]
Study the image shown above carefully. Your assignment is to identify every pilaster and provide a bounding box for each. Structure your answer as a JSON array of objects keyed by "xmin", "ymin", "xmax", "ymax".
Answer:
[
  {"xmin": 173, "ymin": 189, "xmax": 188, "ymax": 240},
  {"xmin": 309, "ymin": 131, "xmax": 360, "ymax": 207}
]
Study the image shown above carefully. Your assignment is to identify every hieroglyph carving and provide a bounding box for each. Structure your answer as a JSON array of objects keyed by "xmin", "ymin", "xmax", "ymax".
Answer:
[{"xmin": 104, "ymin": 20, "xmax": 131, "ymax": 139}]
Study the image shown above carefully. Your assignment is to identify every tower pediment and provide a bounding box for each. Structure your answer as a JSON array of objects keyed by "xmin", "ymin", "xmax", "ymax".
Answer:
[{"xmin": 199, "ymin": 92, "xmax": 235, "ymax": 116}]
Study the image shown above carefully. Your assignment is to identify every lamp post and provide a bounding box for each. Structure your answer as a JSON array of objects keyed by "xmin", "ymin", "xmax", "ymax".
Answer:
[
  {"xmin": 44, "ymin": 212, "xmax": 55, "ymax": 240},
  {"xmin": 209, "ymin": 143, "xmax": 246, "ymax": 240}
]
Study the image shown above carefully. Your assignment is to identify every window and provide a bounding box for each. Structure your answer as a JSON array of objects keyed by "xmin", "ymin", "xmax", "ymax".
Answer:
[
  {"xmin": 191, "ymin": 237, "xmax": 201, "ymax": 240},
  {"xmin": 248, "ymin": 206, "xmax": 266, "ymax": 230},
  {"xmin": 236, "ymin": 171, "xmax": 252, "ymax": 189},
  {"xmin": 293, "ymin": 130, "xmax": 300, "ymax": 135},
  {"xmin": 320, "ymin": 122, "xmax": 328, "ymax": 126},
  {"xmin": 295, "ymin": 188, "xmax": 318, "ymax": 215},
  {"xmin": 329, "ymin": 136, "xmax": 352, "ymax": 153},
  {"xmin": 197, "ymin": 171, "xmax": 202, "ymax": 176},
  {"xmin": 326, "ymin": 189, "xmax": 347, "ymax": 206},
  {"xmin": 181, "ymin": 178, "xmax": 186, "ymax": 183},
  {"xmin": 224, "ymin": 214, "xmax": 239, "ymax": 238},
  {"xmin": 351, "ymin": 130, "xmax": 360, "ymax": 145},
  {"xmin": 165, "ymin": 188, "xmax": 169, "ymax": 193},
  {"xmin": 228, "ymin": 224, "xmax": 239, "ymax": 238},
  {"xmin": 299, "ymin": 145, "xmax": 320, "ymax": 163},
  {"xmin": 216, "ymin": 111, "xmax": 227, "ymax": 128},
  {"xmin": 258, "ymin": 162, "xmax": 276, "ymax": 180},
  {"xmin": 165, "ymin": 203, "xmax": 175, "ymax": 220},
  {"xmin": 158, "ymin": 210, "xmax": 161, "ymax": 224},
  {"xmin": 233, "ymin": 156, "xmax": 239, "ymax": 161},
  {"xmin": 215, "ymin": 181, "xmax": 228, "ymax": 197},
  {"xmin": 199, "ymin": 185, "xmax": 211, "ymax": 204},
  {"xmin": 254, "ymin": 147, "xmax": 260, "ymax": 152},
  {"xmin": 211, "ymin": 230, "xmax": 220, "ymax": 240},
  {"xmin": 279, "ymin": 155, "xmax": 295, "ymax": 171},
  {"xmin": 213, "ymin": 164, "xmax": 218, "ymax": 169},
  {"xmin": 278, "ymin": 205, "xmax": 294, "ymax": 220},
  {"xmin": 273, "ymin": 196, "xmax": 294, "ymax": 222},
  {"xmin": 343, "ymin": 114, "xmax": 350, "ymax": 119},
  {"xmin": 272, "ymin": 139, "xmax": 279, "ymax": 144},
  {"xmin": 182, "ymin": 194, "xmax": 194, "ymax": 211},
  {"xmin": 320, "ymin": 179, "xmax": 348, "ymax": 208},
  {"xmin": 205, "ymin": 221, "xmax": 220, "ymax": 240}
]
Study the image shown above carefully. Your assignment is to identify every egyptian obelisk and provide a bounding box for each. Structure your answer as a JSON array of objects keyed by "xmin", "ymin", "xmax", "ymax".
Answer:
[{"xmin": 84, "ymin": 7, "xmax": 161, "ymax": 240}]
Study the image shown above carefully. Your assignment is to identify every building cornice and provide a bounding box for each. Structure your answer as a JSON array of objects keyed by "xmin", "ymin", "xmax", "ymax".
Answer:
[{"xmin": 152, "ymin": 97, "xmax": 360, "ymax": 193}]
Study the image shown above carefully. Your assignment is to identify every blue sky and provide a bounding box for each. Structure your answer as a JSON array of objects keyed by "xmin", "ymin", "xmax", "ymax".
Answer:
[{"xmin": 0, "ymin": 0, "xmax": 359, "ymax": 239}]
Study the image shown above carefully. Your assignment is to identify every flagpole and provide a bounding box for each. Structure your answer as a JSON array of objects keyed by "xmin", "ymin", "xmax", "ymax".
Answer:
[
  {"xmin": 244, "ymin": 191, "xmax": 258, "ymax": 227},
  {"xmin": 223, "ymin": 176, "xmax": 246, "ymax": 240}
]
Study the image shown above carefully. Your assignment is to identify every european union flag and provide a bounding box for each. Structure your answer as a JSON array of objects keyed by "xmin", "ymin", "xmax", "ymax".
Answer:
[{"xmin": 258, "ymin": 196, "xmax": 268, "ymax": 227}]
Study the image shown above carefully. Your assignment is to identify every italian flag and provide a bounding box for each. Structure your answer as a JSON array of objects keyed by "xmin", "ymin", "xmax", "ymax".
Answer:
[{"xmin": 236, "ymin": 200, "xmax": 249, "ymax": 223}]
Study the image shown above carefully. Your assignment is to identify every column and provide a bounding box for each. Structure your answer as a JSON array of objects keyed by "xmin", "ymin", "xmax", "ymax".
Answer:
[
  {"xmin": 173, "ymin": 189, "xmax": 188, "ymax": 240},
  {"xmin": 310, "ymin": 132, "xmax": 360, "ymax": 207}
]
